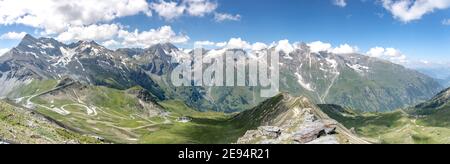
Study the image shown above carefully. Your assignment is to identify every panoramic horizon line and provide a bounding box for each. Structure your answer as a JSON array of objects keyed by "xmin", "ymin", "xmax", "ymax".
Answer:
[{"xmin": 2, "ymin": 33, "xmax": 449, "ymax": 69}]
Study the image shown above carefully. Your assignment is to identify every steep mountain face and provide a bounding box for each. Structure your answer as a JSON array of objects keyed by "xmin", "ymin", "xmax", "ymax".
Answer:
[
  {"xmin": 277, "ymin": 46, "xmax": 442, "ymax": 112},
  {"xmin": 407, "ymin": 87, "xmax": 450, "ymax": 127},
  {"xmin": 235, "ymin": 93, "xmax": 368, "ymax": 144},
  {"xmin": 414, "ymin": 87, "xmax": 450, "ymax": 110},
  {"xmin": 0, "ymin": 34, "xmax": 442, "ymax": 113},
  {"xmin": 0, "ymin": 35, "xmax": 166, "ymax": 100},
  {"xmin": 0, "ymin": 35, "xmax": 64, "ymax": 97},
  {"xmin": 116, "ymin": 44, "xmax": 213, "ymax": 111},
  {"xmin": 188, "ymin": 45, "xmax": 442, "ymax": 112}
]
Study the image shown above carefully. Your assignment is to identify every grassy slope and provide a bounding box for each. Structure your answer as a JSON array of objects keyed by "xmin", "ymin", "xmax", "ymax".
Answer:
[
  {"xmin": 37, "ymin": 98, "xmax": 248, "ymax": 144},
  {"xmin": 139, "ymin": 100, "xmax": 247, "ymax": 144},
  {"xmin": 32, "ymin": 85, "xmax": 163, "ymax": 143},
  {"xmin": 7, "ymin": 80, "xmax": 58, "ymax": 98},
  {"xmin": 319, "ymin": 104, "xmax": 450, "ymax": 144},
  {"xmin": 0, "ymin": 100, "xmax": 100, "ymax": 144},
  {"xmin": 11, "ymin": 80, "xmax": 249, "ymax": 144},
  {"xmin": 417, "ymin": 105, "xmax": 450, "ymax": 127},
  {"xmin": 14, "ymin": 79, "xmax": 448, "ymax": 144}
]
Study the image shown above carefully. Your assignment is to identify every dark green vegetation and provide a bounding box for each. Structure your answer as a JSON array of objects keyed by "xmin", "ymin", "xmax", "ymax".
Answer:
[
  {"xmin": 319, "ymin": 88, "xmax": 450, "ymax": 144},
  {"xmin": 141, "ymin": 100, "xmax": 248, "ymax": 144},
  {"xmin": 410, "ymin": 88, "xmax": 450, "ymax": 127},
  {"xmin": 9, "ymin": 79, "xmax": 251, "ymax": 144}
]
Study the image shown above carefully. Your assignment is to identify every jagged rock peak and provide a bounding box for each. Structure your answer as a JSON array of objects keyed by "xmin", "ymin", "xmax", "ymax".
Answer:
[
  {"xmin": 147, "ymin": 43, "xmax": 179, "ymax": 51},
  {"xmin": 17, "ymin": 34, "xmax": 38, "ymax": 47}
]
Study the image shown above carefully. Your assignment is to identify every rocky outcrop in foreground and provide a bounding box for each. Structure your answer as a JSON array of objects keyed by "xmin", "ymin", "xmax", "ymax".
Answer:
[{"xmin": 236, "ymin": 93, "xmax": 369, "ymax": 144}]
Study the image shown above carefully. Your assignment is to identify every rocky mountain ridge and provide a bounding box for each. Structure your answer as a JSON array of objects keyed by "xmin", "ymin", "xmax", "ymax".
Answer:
[{"xmin": 235, "ymin": 93, "xmax": 369, "ymax": 144}]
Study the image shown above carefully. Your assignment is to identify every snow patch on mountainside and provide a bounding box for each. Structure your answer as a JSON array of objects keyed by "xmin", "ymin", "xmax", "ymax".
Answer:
[
  {"xmin": 169, "ymin": 50, "xmax": 191, "ymax": 63},
  {"xmin": 76, "ymin": 58, "xmax": 86, "ymax": 72},
  {"xmin": 283, "ymin": 54, "xmax": 294, "ymax": 60},
  {"xmin": 325, "ymin": 58, "xmax": 338, "ymax": 71},
  {"xmin": 346, "ymin": 63, "xmax": 369, "ymax": 73},
  {"xmin": 53, "ymin": 47, "xmax": 76, "ymax": 66},
  {"xmin": 25, "ymin": 52, "xmax": 39, "ymax": 59},
  {"xmin": 295, "ymin": 72, "xmax": 315, "ymax": 91},
  {"xmin": 319, "ymin": 57, "xmax": 340, "ymax": 103},
  {"xmin": 37, "ymin": 42, "xmax": 55, "ymax": 49}
]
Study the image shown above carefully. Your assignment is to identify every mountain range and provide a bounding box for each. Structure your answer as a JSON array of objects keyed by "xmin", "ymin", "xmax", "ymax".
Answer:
[
  {"xmin": 0, "ymin": 34, "xmax": 447, "ymax": 144},
  {"xmin": 0, "ymin": 34, "xmax": 442, "ymax": 112}
]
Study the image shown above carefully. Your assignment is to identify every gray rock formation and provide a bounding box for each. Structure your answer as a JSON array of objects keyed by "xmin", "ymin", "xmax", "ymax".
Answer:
[{"xmin": 236, "ymin": 94, "xmax": 368, "ymax": 144}]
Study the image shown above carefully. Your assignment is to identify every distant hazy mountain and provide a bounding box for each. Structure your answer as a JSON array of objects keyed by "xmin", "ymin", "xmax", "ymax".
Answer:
[{"xmin": 416, "ymin": 67, "xmax": 450, "ymax": 87}]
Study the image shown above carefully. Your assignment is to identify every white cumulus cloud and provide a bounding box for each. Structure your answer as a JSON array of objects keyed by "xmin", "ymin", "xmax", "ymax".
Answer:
[
  {"xmin": 251, "ymin": 42, "xmax": 268, "ymax": 51},
  {"xmin": 333, "ymin": 0, "xmax": 347, "ymax": 7},
  {"xmin": 184, "ymin": 0, "xmax": 218, "ymax": 17},
  {"xmin": 118, "ymin": 25, "xmax": 189, "ymax": 48},
  {"xmin": 151, "ymin": 0, "xmax": 186, "ymax": 20},
  {"xmin": 307, "ymin": 41, "xmax": 359, "ymax": 54},
  {"xmin": 215, "ymin": 42, "xmax": 227, "ymax": 47},
  {"xmin": 151, "ymin": 0, "xmax": 219, "ymax": 20},
  {"xmin": 367, "ymin": 46, "xmax": 407, "ymax": 64},
  {"xmin": 222, "ymin": 38, "xmax": 251, "ymax": 49},
  {"xmin": 214, "ymin": 13, "xmax": 241, "ymax": 22},
  {"xmin": 274, "ymin": 40, "xmax": 295, "ymax": 54},
  {"xmin": 194, "ymin": 40, "xmax": 216, "ymax": 47},
  {"xmin": 331, "ymin": 44, "xmax": 359, "ymax": 54},
  {"xmin": 53, "ymin": 24, "xmax": 190, "ymax": 49},
  {"xmin": 367, "ymin": 47, "xmax": 386, "ymax": 57},
  {"xmin": 0, "ymin": 31, "xmax": 27, "ymax": 40},
  {"xmin": 56, "ymin": 24, "xmax": 121, "ymax": 42},
  {"xmin": 307, "ymin": 41, "xmax": 333, "ymax": 53},
  {"xmin": 443, "ymin": 19, "xmax": 450, "ymax": 25},
  {"xmin": 381, "ymin": 0, "xmax": 450, "ymax": 23},
  {"xmin": 0, "ymin": 48, "xmax": 9, "ymax": 56},
  {"xmin": 101, "ymin": 40, "xmax": 121, "ymax": 48},
  {"xmin": 0, "ymin": 0, "xmax": 152, "ymax": 34}
]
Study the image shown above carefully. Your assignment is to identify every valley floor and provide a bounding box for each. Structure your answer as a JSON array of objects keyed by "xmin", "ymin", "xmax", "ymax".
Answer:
[
  {"xmin": 29, "ymin": 98, "xmax": 248, "ymax": 144},
  {"xmin": 4, "ymin": 79, "xmax": 450, "ymax": 144},
  {"xmin": 320, "ymin": 105, "xmax": 450, "ymax": 144}
]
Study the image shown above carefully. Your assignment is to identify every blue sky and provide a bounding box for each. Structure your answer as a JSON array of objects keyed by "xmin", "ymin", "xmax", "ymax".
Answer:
[{"xmin": 0, "ymin": 0, "xmax": 449, "ymax": 66}]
